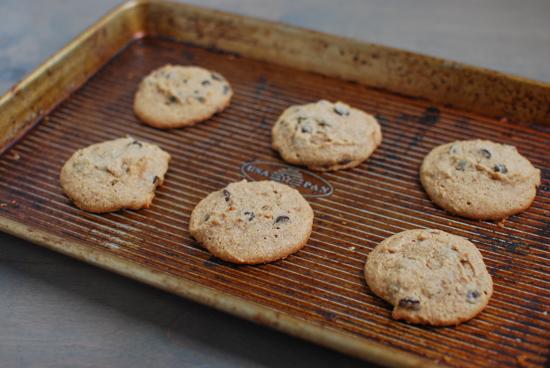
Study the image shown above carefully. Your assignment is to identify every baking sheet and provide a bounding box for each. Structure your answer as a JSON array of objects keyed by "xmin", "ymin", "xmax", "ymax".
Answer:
[{"xmin": 0, "ymin": 3, "xmax": 548, "ymax": 367}]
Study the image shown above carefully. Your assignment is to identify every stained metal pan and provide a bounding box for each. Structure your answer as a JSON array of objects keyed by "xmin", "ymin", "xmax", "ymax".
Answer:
[{"xmin": 0, "ymin": 1, "xmax": 548, "ymax": 367}]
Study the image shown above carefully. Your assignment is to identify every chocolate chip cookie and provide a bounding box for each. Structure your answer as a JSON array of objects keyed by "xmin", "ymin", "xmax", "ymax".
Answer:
[
  {"xmin": 271, "ymin": 100, "xmax": 382, "ymax": 171},
  {"xmin": 365, "ymin": 229, "xmax": 493, "ymax": 326},
  {"xmin": 60, "ymin": 137, "xmax": 170, "ymax": 213},
  {"xmin": 134, "ymin": 65, "xmax": 233, "ymax": 128},
  {"xmin": 420, "ymin": 139, "xmax": 541, "ymax": 220},
  {"xmin": 189, "ymin": 180, "xmax": 314, "ymax": 264}
]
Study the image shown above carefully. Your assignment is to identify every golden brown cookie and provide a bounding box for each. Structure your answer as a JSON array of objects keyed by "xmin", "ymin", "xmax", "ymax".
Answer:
[
  {"xmin": 365, "ymin": 229, "xmax": 493, "ymax": 326},
  {"xmin": 133, "ymin": 65, "xmax": 233, "ymax": 128},
  {"xmin": 60, "ymin": 137, "xmax": 170, "ymax": 213},
  {"xmin": 271, "ymin": 100, "xmax": 382, "ymax": 171},
  {"xmin": 420, "ymin": 140, "xmax": 540, "ymax": 220},
  {"xmin": 189, "ymin": 180, "xmax": 313, "ymax": 264}
]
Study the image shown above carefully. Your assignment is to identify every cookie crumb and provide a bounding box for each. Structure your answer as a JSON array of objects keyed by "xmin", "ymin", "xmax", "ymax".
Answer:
[
  {"xmin": 9, "ymin": 151, "xmax": 20, "ymax": 160},
  {"xmin": 516, "ymin": 354, "xmax": 530, "ymax": 367}
]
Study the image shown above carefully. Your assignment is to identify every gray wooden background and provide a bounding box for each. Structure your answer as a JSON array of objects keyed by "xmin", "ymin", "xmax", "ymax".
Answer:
[{"xmin": 1, "ymin": 1, "xmax": 549, "ymax": 367}]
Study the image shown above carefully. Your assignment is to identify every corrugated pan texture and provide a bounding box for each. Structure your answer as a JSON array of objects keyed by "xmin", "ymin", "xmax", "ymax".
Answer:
[{"xmin": 0, "ymin": 38, "xmax": 548, "ymax": 367}]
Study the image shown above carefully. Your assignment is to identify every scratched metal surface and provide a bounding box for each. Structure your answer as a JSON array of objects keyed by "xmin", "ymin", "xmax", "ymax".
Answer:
[
  {"xmin": 3, "ymin": 0, "xmax": 550, "ymax": 95},
  {"xmin": 0, "ymin": 37, "xmax": 548, "ymax": 367}
]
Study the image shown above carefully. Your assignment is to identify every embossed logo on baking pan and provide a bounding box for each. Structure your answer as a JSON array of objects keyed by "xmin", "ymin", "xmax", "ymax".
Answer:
[{"xmin": 240, "ymin": 160, "xmax": 333, "ymax": 198}]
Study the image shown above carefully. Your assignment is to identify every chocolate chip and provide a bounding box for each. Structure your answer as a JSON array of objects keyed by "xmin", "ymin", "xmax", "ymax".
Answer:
[
  {"xmin": 449, "ymin": 144, "xmax": 459, "ymax": 154},
  {"xmin": 130, "ymin": 140, "xmax": 142, "ymax": 147},
  {"xmin": 398, "ymin": 298, "xmax": 421, "ymax": 310},
  {"xmin": 296, "ymin": 116, "xmax": 312, "ymax": 133},
  {"xmin": 223, "ymin": 85, "xmax": 230, "ymax": 95},
  {"xmin": 153, "ymin": 175, "xmax": 160, "ymax": 184},
  {"xmin": 456, "ymin": 160, "xmax": 468, "ymax": 171},
  {"xmin": 201, "ymin": 80, "xmax": 211, "ymax": 86},
  {"xmin": 168, "ymin": 95, "xmax": 178, "ymax": 103},
  {"xmin": 223, "ymin": 189, "xmax": 231, "ymax": 202},
  {"xmin": 274, "ymin": 215, "xmax": 290, "ymax": 224},
  {"xmin": 195, "ymin": 96, "xmax": 206, "ymax": 103},
  {"xmin": 466, "ymin": 290, "xmax": 481, "ymax": 303},
  {"xmin": 211, "ymin": 73, "xmax": 223, "ymax": 81},
  {"xmin": 203, "ymin": 214, "xmax": 210, "ymax": 222},
  {"xmin": 317, "ymin": 119, "xmax": 330, "ymax": 127},
  {"xmin": 244, "ymin": 211, "xmax": 255, "ymax": 221},
  {"xmin": 480, "ymin": 148, "xmax": 492, "ymax": 159},
  {"xmin": 333, "ymin": 104, "xmax": 350, "ymax": 116},
  {"xmin": 338, "ymin": 159, "xmax": 352, "ymax": 165},
  {"xmin": 494, "ymin": 163, "xmax": 508, "ymax": 173}
]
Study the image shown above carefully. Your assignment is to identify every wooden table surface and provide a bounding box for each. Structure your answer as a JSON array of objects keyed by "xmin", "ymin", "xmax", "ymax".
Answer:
[{"xmin": 1, "ymin": 1, "xmax": 549, "ymax": 367}]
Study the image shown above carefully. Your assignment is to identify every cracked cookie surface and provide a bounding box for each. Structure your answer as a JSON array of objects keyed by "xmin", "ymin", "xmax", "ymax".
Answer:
[
  {"xmin": 420, "ymin": 139, "xmax": 540, "ymax": 220},
  {"xmin": 271, "ymin": 100, "xmax": 382, "ymax": 171},
  {"xmin": 364, "ymin": 229, "xmax": 493, "ymax": 326},
  {"xmin": 60, "ymin": 137, "xmax": 170, "ymax": 213},
  {"xmin": 189, "ymin": 180, "xmax": 313, "ymax": 264},
  {"xmin": 134, "ymin": 65, "xmax": 233, "ymax": 128}
]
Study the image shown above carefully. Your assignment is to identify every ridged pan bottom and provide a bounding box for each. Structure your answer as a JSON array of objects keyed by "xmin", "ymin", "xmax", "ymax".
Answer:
[{"xmin": 0, "ymin": 37, "xmax": 548, "ymax": 367}]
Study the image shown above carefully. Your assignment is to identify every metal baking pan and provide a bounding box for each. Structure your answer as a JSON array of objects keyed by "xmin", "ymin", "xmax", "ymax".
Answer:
[{"xmin": 0, "ymin": 1, "xmax": 548, "ymax": 367}]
